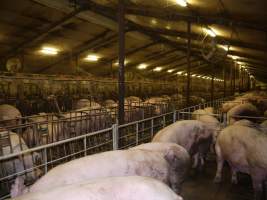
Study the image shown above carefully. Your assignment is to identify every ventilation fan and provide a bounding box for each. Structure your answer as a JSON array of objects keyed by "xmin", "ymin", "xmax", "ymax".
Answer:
[
  {"xmin": 199, "ymin": 27, "xmax": 229, "ymax": 63},
  {"xmin": 6, "ymin": 58, "xmax": 22, "ymax": 73}
]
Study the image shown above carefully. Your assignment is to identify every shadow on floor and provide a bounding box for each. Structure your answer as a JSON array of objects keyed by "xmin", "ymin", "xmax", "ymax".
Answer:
[{"xmin": 181, "ymin": 159, "xmax": 254, "ymax": 200}]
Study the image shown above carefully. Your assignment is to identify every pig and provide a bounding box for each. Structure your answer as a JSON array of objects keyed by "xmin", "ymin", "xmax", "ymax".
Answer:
[
  {"xmin": 0, "ymin": 104, "xmax": 22, "ymax": 127},
  {"xmin": 227, "ymin": 103, "xmax": 259, "ymax": 125},
  {"xmin": 214, "ymin": 125, "xmax": 267, "ymax": 200},
  {"xmin": 61, "ymin": 108, "xmax": 112, "ymax": 136},
  {"xmin": 191, "ymin": 109, "xmax": 207, "ymax": 120},
  {"xmin": 145, "ymin": 97, "xmax": 168, "ymax": 115},
  {"xmin": 204, "ymin": 107, "xmax": 214, "ymax": 115},
  {"xmin": 103, "ymin": 99, "xmax": 117, "ymax": 108},
  {"xmin": 0, "ymin": 130, "xmax": 41, "ymax": 193},
  {"xmin": 124, "ymin": 96, "xmax": 142, "ymax": 106},
  {"xmin": 22, "ymin": 113, "xmax": 62, "ymax": 146},
  {"xmin": 132, "ymin": 142, "xmax": 190, "ymax": 187},
  {"xmin": 234, "ymin": 119, "xmax": 256, "ymax": 127},
  {"xmin": 74, "ymin": 99, "xmax": 101, "ymax": 110},
  {"xmin": 11, "ymin": 176, "xmax": 183, "ymax": 200},
  {"xmin": 152, "ymin": 120, "xmax": 213, "ymax": 169},
  {"xmin": 14, "ymin": 148, "xmax": 185, "ymax": 195},
  {"xmin": 195, "ymin": 114, "xmax": 221, "ymax": 144}
]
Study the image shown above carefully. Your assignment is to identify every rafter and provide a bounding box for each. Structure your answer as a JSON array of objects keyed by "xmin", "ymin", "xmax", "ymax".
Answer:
[{"xmin": 125, "ymin": 6, "xmax": 267, "ymax": 32}]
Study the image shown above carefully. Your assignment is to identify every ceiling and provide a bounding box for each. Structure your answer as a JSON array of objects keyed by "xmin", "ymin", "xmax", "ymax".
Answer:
[{"xmin": 0, "ymin": 0, "xmax": 266, "ymax": 81}]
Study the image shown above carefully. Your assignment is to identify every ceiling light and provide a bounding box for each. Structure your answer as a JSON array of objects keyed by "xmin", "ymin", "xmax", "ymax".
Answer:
[
  {"xmin": 197, "ymin": 75, "xmax": 201, "ymax": 78},
  {"xmin": 154, "ymin": 67, "xmax": 162, "ymax": 72},
  {"xmin": 151, "ymin": 19, "xmax": 157, "ymax": 25},
  {"xmin": 205, "ymin": 27, "xmax": 216, "ymax": 37},
  {"xmin": 137, "ymin": 63, "xmax": 148, "ymax": 69},
  {"xmin": 191, "ymin": 74, "xmax": 196, "ymax": 77},
  {"xmin": 229, "ymin": 55, "xmax": 238, "ymax": 60},
  {"xmin": 220, "ymin": 45, "xmax": 229, "ymax": 51},
  {"xmin": 166, "ymin": 25, "xmax": 171, "ymax": 30},
  {"xmin": 177, "ymin": 71, "xmax": 183, "ymax": 75},
  {"xmin": 84, "ymin": 54, "xmax": 100, "ymax": 62},
  {"xmin": 175, "ymin": 0, "xmax": 187, "ymax": 7},
  {"xmin": 114, "ymin": 59, "xmax": 129, "ymax": 66},
  {"xmin": 40, "ymin": 46, "xmax": 59, "ymax": 55},
  {"xmin": 168, "ymin": 69, "xmax": 174, "ymax": 73}
]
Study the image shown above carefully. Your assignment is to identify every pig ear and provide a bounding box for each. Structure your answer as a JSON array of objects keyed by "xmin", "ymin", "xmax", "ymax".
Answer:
[{"xmin": 164, "ymin": 148, "xmax": 177, "ymax": 164}]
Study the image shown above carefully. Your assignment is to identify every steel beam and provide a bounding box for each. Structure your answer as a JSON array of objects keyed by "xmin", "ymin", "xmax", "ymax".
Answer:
[
  {"xmin": 2, "ymin": 7, "xmax": 87, "ymax": 59},
  {"xmin": 186, "ymin": 22, "xmax": 191, "ymax": 106},
  {"xmin": 118, "ymin": 0, "xmax": 125, "ymax": 125},
  {"xmin": 125, "ymin": 6, "xmax": 267, "ymax": 32}
]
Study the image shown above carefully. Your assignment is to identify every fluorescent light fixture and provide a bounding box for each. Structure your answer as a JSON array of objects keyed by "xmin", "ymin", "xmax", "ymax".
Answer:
[
  {"xmin": 154, "ymin": 67, "xmax": 162, "ymax": 72},
  {"xmin": 114, "ymin": 59, "xmax": 129, "ymax": 66},
  {"xmin": 220, "ymin": 45, "xmax": 229, "ymax": 51},
  {"xmin": 168, "ymin": 69, "xmax": 174, "ymax": 73},
  {"xmin": 40, "ymin": 46, "xmax": 59, "ymax": 55},
  {"xmin": 137, "ymin": 63, "xmax": 148, "ymax": 69},
  {"xmin": 151, "ymin": 19, "xmax": 157, "ymax": 25},
  {"xmin": 191, "ymin": 74, "xmax": 196, "ymax": 77},
  {"xmin": 229, "ymin": 55, "xmax": 238, "ymax": 60},
  {"xmin": 175, "ymin": 0, "xmax": 187, "ymax": 7},
  {"xmin": 84, "ymin": 54, "xmax": 100, "ymax": 62},
  {"xmin": 205, "ymin": 27, "xmax": 216, "ymax": 37},
  {"xmin": 197, "ymin": 75, "xmax": 201, "ymax": 78},
  {"xmin": 177, "ymin": 71, "xmax": 183, "ymax": 75}
]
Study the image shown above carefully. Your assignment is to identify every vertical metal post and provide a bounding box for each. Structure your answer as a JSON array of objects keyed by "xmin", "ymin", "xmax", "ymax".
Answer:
[
  {"xmin": 112, "ymin": 124, "xmax": 118, "ymax": 150},
  {"xmin": 223, "ymin": 64, "xmax": 226, "ymax": 97},
  {"xmin": 230, "ymin": 63, "xmax": 233, "ymax": 95},
  {"xmin": 136, "ymin": 123, "xmax": 139, "ymax": 145},
  {"xmin": 211, "ymin": 65, "xmax": 215, "ymax": 101},
  {"xmin": 186, "ymin": 22, "xmax": 191, "ymax": 106},
  {"xmin": 233, "ymin": 62, "xmax": 236, "ymax": 94},
  {"xmin": 83, "ymin": 137, "xmax": 87, "ymax": 156},
  {"xmin": 118, "ymin": 0, "xmax": 125, "ymax": 125},
  {"xmin": 241, "ymin": 68, "xmax": 244, "ymax": 92},
  {"xmin": 151, "ymin": 118, "xmax": 154, "ymax": 139},
  {"xmin": 43, "ymin": 148, "xmax": 48, "ymax": 174},
  {"xmin": 173, "ymin": 111, "xmax": 176, "ymax": 123}
]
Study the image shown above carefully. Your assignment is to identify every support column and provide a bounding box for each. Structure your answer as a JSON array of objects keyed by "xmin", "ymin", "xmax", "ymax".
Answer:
[
  {"xmin": 186, "ymin": 22, "xmax": 191, "ymax": 106},
  {"xmin": 241, "ymin": 68, "xmax": 245, "ymax": 92},
  {"xmin": 118, "ymin": 0, "xmax": 125, "ymax": 125},
  {"xmin": 230, "ymin": 63, "xmax": 233, "ymax": 95},
  {"xmin": 211, "ymin": 65, "xmax": 215, "ymax": 101},
  {"xmin": 233, "ymin": 62, "xmax": 236, "ymax": 94},
  {"xmin": 223, "ymin": 65, "xmax": 226, "ymax": 97}
]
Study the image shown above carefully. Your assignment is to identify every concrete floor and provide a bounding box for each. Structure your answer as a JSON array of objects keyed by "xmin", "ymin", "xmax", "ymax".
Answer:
[{"xmin": 181, "ymin": 158, "xmax": 254, "ymax": 200}]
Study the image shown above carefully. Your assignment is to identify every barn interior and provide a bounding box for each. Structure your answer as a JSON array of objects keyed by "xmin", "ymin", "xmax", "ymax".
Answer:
[{"xmin": 0, "ymin": 0, "xmax": 267, "ymax": 200}]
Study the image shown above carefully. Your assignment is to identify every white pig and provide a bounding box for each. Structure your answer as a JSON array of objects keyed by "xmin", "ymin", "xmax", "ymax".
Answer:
[
  {"xmin": 0, "ymin": 104, "xmax": 22, "ymax": 127},
  {"xmin": 11, "ymin": 176, "xmax": 183, "ymax": 200},
  {"xmin": 152, "ymin": 120, "xmax": 212, "ymax": 169},
  {"xmin": 214, "ymin": 125, "xmax": 267, "ymax": 200},
  {"xmin": 132, "ymin": 142, "xmax": 190, "ymax": 187},
  {"xmin": 0, "ymin": 130, "xmax": 41, "ymax": 186},
  {"xmin": 13, "ymin": 148, "xmax": 184, "ymax": 196},
  {"xmin": 227, "ymin": 103, "xmax": 259, "ymax": 125}
]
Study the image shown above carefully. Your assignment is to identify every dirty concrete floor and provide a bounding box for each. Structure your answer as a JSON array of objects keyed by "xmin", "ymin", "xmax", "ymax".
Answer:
[{"xmin": 181, "ymin": 158, "xmax": 254, "ymax": 200}]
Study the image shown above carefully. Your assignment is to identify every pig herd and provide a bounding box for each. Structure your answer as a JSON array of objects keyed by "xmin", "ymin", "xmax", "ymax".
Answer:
[{"xmin": 1, "ymin": 91, "xmax": 267, "ymax": 200}]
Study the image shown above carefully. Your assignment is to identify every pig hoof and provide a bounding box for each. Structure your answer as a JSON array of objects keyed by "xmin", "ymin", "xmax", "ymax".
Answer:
[{"xmin": 213, "ymin": 176, "xmax": 222, "ymax": 183}]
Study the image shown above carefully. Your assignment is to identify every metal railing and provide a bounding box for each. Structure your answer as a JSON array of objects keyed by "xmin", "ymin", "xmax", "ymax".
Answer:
[{"xmin": 0, "ymin": 97, "xmax": 230, "ymax": 199}]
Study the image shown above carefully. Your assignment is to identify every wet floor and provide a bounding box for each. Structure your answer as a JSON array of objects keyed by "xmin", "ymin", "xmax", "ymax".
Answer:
[{"xmin": 182, "ymin": 156, "xmax": 255, "ymax": 200}]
